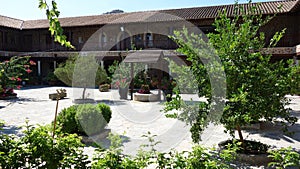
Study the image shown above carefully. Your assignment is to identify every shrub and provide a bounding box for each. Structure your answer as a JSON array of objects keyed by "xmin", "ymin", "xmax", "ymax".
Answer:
[
  {"xmin": 0, "ymin": 56, "xmax": 34, "ymax": 97},
  {"xmin": 75, "ymin": 104, "xmax": 108, "ymax": 136},
  {"xmin": 43, "ymin": 71, "xmax": 61, "ymax": 85},
  {"xmin": 57, "ymin": 104, "xmax": 112, "ymax": 136},
  {"xmin": 268, "ymin": 147, "xmax": 300, "ymax": 169},
  {"xmin": 0, "ymin": 124, "xmax": 90, "ymax": 168},
  {"xmin": 97, "ymin": 103, "xmax": 112, "ymax": 124},
  {"xmin": 56, "ymin": 105, "xmax": 79, "ymax": 134}
]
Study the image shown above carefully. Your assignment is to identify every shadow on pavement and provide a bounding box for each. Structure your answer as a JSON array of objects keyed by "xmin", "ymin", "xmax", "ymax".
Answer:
[
  {"xmin": 0, "ymin": 125, "xmax": 23, "ymax": 136},
  {"xmin": 95, "ymin": 99, "xmax": 128, "ymax": 106},
  {"xmin": 245, "ymin": 121, "xmax": 300, "ymax": 143}
]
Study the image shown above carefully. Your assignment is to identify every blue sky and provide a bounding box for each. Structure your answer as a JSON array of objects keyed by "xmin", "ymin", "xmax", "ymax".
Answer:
[{"xmin": 0, "ymin": 0, "xmax": 277, "ymax": 20}]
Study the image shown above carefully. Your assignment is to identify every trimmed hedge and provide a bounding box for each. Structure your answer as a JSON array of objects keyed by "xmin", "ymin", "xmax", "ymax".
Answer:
[{"xmin": 56, "ymin": 103, "xmax": 112, "ymax": 135}]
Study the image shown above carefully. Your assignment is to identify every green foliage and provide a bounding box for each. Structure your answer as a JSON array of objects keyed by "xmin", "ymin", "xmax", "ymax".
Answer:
[
  {"xmin": 0, "ymin": 56, "xmax": 34, "ymax": 96},
  {"xmin": 108, "ymin": 60, "xmax": 145, "ymax": 89},
  {"xmin": 56, "ymin": 105, "xmax": 79, "ymax": 134},
  {"xmin": 55, "ymin": 55, "xmax": 108, "ymax": 87},
  {"xmin": 43, "ymin": 71, "xmax": 61, "ymax": 85},
  {"xmin": 210, "ymin": 6, "xmax": 298, "ymax": 139},
  {"xmin": 54, "ymin": 56, "xmax": 75, "ymax": 86},
  {"xmin": 97, "ymin": 103, "xmax": 112, "ymax": 124},
  {"xmin": 0, "ymin": 124, "xmax": 90, "ymax": 168},
  {"xmin": 268, "ymin": 147, "xmax": 300, "ymax": 169},
  {"xmin": 92, "ymin": 133, "xmax": 140, "ymax": 169},
  {"xmin": 38, "ymin": 0, "xmax": 74, "ymax": 49},
  {"xmin": 0, "ymin": 119, "xmax": 4, "ymax": 127},
  {"xmin": 91, "ymin": 131, "xmax": 236, "ymax": 169},
  {"xmin": 167, "ymin": 58, "xmax": 198, "ymax": 94},
  {"xmin": 57, "ymin": 103, "xmax": 112, "ymax": 135},
  {"xmin": 54, "ymin": 55, "xmax": 108, "ymax": 99},
  {"xmin": 168, "ymin": 2, "xmax": 299, "ymax": 143},
  {"xmin": 76, "ymin": 104, "xmax": 108, "ymax": 136}
]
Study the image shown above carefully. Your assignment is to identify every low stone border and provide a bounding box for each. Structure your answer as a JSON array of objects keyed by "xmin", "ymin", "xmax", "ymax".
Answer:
[
  {"xmin": 133, "ymin": 93, "xmax": 159, "ymax": 102},
  {"xmin": 0, "ymin": 95, "xmax": 17, "ymax": 100},
  {"xmin": 73, "ymin": 98, "xmax": 96, "ymax": 104},
  {"xmin": 236, "ymin": 153, "xmax": 271, "ymax": 166}
]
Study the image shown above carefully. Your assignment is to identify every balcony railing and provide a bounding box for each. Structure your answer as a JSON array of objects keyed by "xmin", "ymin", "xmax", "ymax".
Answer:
[{"xmin": 19, "ymin": 39, "xmax": 178, "ymax": 52}]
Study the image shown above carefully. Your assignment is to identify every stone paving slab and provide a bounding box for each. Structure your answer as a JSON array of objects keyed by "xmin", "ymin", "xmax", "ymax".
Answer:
[{"xmin": 0, "ymin": 87, "xmax": 299, "ymax": 168}]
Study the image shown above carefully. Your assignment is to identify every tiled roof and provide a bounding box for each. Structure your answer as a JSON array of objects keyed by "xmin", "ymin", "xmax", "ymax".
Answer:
[
  {"xmin": 0, "ymin": 15, "xmax": 23, "ymax": 29},
  {"xmin": 1, "ymin": 0, "xmax": 299, "ymax": 29}
]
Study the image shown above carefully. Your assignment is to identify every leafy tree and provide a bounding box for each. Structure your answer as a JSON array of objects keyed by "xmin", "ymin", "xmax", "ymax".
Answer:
[
  {"xmin": 54, "ymin": 55, "xmax": 108, "ymax": 99},
  {"xmin": 167, "ymin": 2, "xmax": 299, "ymax": 145}
]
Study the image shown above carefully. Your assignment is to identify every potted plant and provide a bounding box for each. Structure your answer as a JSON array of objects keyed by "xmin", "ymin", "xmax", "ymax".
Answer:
[
  {"xmin": 99, "ymin": 84, "xmax": 110, "ymax": 92},
  {"xmin": 114, "ymin": 78, "xmax": 129, "ymax": 99},
  {"xmin": 138, "ymin": 84, "xmax": 151, "ymax": 94}
]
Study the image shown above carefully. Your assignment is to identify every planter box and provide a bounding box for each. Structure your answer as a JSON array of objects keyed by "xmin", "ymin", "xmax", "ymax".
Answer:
[
  {"xmin": 236, "ymin": 152, "xmax": 271, "ymax": 166},
  {"xmin": 73, "ymin": 98, "xmax": 95, "ymax": 104},
  {"xmin": 49, "ymin": 93, "xmax": 67, "ymax": 100},
  {"xmin": 133, "ymin": 93, "xmax": 159, "ymax": 102}
]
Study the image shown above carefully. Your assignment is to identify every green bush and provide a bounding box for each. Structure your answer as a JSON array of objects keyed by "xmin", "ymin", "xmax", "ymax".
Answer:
[
  {"xmin": 57, "ymin": 103, "xmax": 112, "ymax": 136},
  {"xmin": 268, "ymin": 147, "xmax": 300, "ymax": 169},
  {"xmin": 0, "ymin": 124, "xmax": 90, "ymax": 168},
  {"xmin": 97, "ymin": 103, "xmax": 112, "ymax": 124},
  {"xmin": 56, "ymin": 105, "xmax": 79, "ymax": 134},
  {"xmin": 76, "ymin": 104, "xmax": 108, "ymax": 136}
]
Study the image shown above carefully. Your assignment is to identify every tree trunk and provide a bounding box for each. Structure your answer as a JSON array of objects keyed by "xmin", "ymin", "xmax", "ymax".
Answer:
[
  {"xmin": 236, "ymin": 125, "xmax": 245, "ymax": 149},
  {"xmin": 82, "ymin": 87, "xmax": 86, "ymax": 99}
]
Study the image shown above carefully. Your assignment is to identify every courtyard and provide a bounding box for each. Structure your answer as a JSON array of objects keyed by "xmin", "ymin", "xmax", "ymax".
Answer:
[{"xmin": 0, "ymin": 86, "xmax": 299, "ymax": 168}]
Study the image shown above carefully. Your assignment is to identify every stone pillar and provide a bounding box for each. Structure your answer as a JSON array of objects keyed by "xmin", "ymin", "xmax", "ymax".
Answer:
[
  {"xmin": 100, "ymin": 60, "xmax": 104, "ymax": 69},
  {"xmin": 37, "ymin": 60, "xmax": 41, "ymax": 76},
  {"xmin": 54, "ymin": 60, "xmax": 57, "ymax": 69}
]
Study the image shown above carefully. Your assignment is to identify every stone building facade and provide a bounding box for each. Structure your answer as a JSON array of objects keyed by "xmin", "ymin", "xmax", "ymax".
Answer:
[{"xmin": 0, "ymin": 0, "xmax": 299, "ymax": 84}]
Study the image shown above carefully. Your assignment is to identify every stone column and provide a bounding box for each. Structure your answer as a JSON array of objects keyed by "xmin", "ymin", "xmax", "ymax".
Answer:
[{"xmin": 37, "ymin": 60, "xmax": 41, "ymax": 76}]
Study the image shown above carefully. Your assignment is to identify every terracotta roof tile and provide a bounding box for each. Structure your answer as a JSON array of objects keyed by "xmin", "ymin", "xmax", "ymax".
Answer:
[
  {"xmin": 1, "ymin": 0, "xmax": 299, "ymax": 29},
  {"xmin": 0, "ymin": 15, "xmax": 23, "ymax": 29}
]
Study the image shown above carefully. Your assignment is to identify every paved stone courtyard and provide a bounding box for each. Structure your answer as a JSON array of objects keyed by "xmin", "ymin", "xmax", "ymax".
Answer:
[{"xmin": 0, "ymin": 86, "xmax": 299, "ymax": 168}]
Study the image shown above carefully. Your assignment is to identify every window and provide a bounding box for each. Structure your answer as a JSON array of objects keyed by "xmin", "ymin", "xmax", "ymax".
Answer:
[{"xmin": 146, "ymin": 33, "xmax": 153, "ymax": 47}]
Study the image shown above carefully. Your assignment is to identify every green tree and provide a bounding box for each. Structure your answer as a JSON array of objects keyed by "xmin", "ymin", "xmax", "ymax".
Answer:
[
  {"xmin": 168, "ymin": 2, "xmax": 299, "ymax": 145},
  {"xmin": 54, "ymin": 55, "xmax": 108, "ymax": 99}
]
